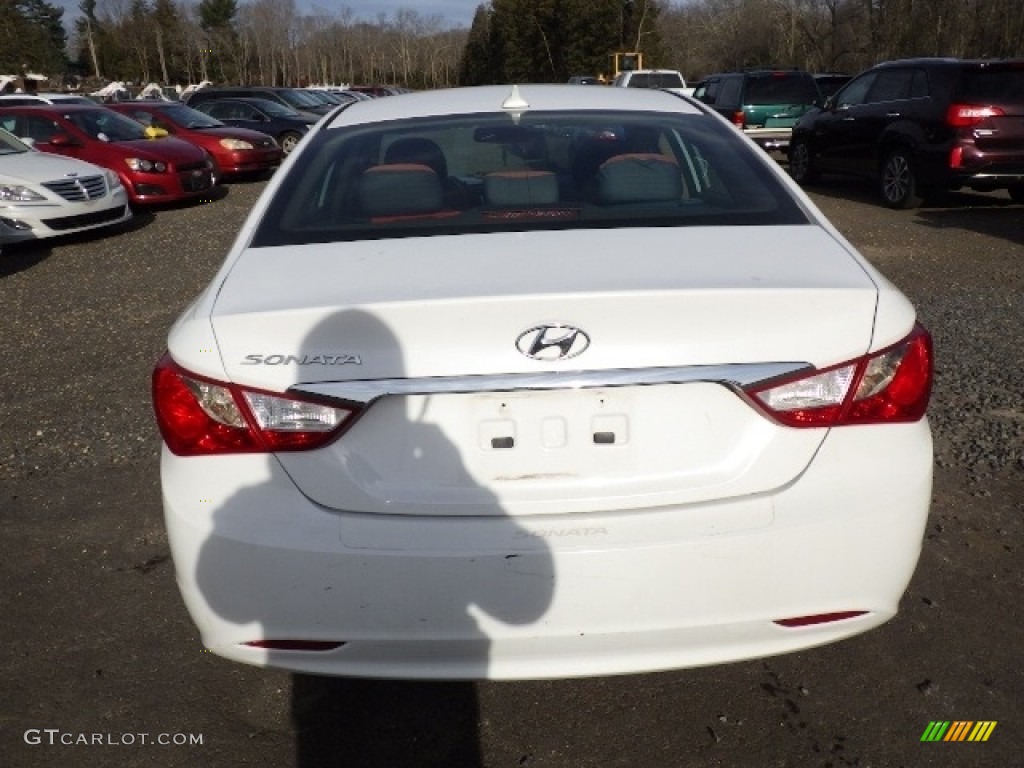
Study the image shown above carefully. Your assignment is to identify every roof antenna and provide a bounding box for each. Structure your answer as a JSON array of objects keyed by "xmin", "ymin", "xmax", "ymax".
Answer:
[{"xmin": 502, "ymin": 85, "xmax": 529, "ymax": 123}]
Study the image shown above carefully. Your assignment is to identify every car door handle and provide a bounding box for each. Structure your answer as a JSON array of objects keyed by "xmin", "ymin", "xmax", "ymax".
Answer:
[
  {"xmin": 886, "ymin": 112, "xmax": 901, "ymax": 118},
  {"xmin": 842, "ymin": 117, "xmax": 855, "ymax": 121}
]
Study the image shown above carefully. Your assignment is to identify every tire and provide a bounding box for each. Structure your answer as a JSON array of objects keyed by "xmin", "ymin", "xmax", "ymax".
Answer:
[
  {"xmin": 279, "ymin": 132, "xmax": 301, "ymax": 155},
  {"xmin": 880, "ymin": 149, "xmax": 923, "ymax": 209},
  {"xmin": 206, "ymin": 154, "xmax": 222, "ymax": 186},
  {"xmin": 788, "ymin": 139, "xmax": 819, "ymax": 184},
  {"xmin": 1008, "ymin": 184, "xmax": 1024, "ymax": 204}
]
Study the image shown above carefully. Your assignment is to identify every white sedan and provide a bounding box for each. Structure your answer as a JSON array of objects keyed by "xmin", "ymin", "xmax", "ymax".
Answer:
[
  {"xmin": 153, "ymin": 85, "xmax": 933, "ymax": 680},
  {"xmin": 0, "ymin": 128, "xmax": 131, "ymax": 246}
]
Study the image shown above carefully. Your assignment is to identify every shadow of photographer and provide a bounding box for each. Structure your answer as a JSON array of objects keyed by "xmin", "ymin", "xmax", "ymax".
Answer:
[{"xmin": 189, "ymin": 308, "xmax": 556, "ymax": 766}]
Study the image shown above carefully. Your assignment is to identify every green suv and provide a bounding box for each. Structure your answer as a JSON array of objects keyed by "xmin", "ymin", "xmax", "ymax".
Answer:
[{"xmin": 692, "ymin": 70, "xmax": 821, "ymax": 152}]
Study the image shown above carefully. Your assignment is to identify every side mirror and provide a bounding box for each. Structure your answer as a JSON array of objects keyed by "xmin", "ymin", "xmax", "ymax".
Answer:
[{"xmin": 48, "ymin": 133, "xmax": 81, "ymax": 148}]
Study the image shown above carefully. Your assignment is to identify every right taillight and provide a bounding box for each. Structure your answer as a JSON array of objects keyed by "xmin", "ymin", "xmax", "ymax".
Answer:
[
  {"xmin": 731, "ymin": 110, "xmax": 746, "ymax": 127},
  {"xmin": 946, "ymin": 103, "xmax": 1004, "ymax": 128},
  {"xmin": 152, "ymin": 353, "xmax": 361, "ymax": 456},
  {"xmin": 745, "ymin": 324, "xmax": 933, "ymax": 428}
]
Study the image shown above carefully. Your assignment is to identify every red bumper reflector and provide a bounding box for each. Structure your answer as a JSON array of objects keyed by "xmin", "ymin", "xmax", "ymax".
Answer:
[
  {"xmin": 773, "ymin": 611, "xmax": 868, "ymax": 628},
  {"xmin": 244, "ymin": 640, "xmax": 345, "ymax": 651}
]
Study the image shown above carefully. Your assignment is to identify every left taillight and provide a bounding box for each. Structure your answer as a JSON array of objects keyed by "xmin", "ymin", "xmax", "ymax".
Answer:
[
  {"xmin": 152, "ymin": 353, "xmax": 359, "ymax": 456},
  {"xmin": 945, "ymin": 103, "xmax": 1004, "ymax": 128},
  {"xmin": 744, "ymin": 324, "xmax": 933, "ymax": 428}
]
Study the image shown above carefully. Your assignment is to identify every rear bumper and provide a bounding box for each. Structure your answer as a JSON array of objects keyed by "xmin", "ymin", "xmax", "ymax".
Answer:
[
  {"xmin": 949, "ymin": 170, "xmax": 1024, "ymax": 190},
  {"xmin": 743, "ymin": 127, "xmax": 793, "ymax": 152},
  {"xmin": 920, "ymin": 142, "xmax": 1024, "ymax": 190},
  {"xmin": 162, "ymin": 420, "xmax": 932, "ymax": 680}
]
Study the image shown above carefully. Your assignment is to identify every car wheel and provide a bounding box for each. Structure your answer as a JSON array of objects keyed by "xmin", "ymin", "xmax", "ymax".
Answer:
[
  {"xmin": 205, "ymin": 154, "xmax": 221, "ymax": 186},
  {"xmin": 279, "ymin": 132, "xmax": 301, "ymax": 155},
  {"xmin": 788, "ymin": 139, "xmax": 819, "ymax": 184},
  {"xmin": 1008, "ymin": 184, "xmax": 1024, "ymax": 203},
  {"xmin": 880, "ymin": 149, "xmax": 923, "ymax": 209}
]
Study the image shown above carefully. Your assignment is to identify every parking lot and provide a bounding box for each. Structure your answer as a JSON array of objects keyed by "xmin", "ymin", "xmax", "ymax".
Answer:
[{"xmin": 1, "ymin": 176, "xmax": 1021, "ymax": 767}]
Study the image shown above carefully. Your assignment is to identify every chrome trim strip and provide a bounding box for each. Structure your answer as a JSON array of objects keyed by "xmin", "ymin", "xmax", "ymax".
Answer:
[{"xmin": 290, "ymin": 363, "xmax": 811, "ymax": 405}]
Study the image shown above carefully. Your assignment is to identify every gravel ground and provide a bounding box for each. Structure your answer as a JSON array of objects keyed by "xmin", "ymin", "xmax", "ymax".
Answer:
[{"xmin": 1, "ymin": 178, "xmax": 1021, "ymax": 768}]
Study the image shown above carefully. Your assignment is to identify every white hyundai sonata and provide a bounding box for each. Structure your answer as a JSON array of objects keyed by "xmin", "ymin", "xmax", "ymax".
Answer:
[{"xmin": 153, "ymin": 85, "xmax": 933, "ymax": 680}]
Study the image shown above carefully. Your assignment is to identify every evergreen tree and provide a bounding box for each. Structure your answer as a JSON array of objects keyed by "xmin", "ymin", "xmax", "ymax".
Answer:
[
  {"xmin": 126, "ymin": 0, "xmax": 154, "ymax": 82},
  {"xmin": 153, "ymin": 0, "xmax": 184, "ymax": 83},
  {"xmin": 461, "ymin": 0, "xmax": 660, "ymax": 84},
  {"xmin": 2, "ymin": 0, "xmax": 67, "ymax": 76},
  {"xmin": 199, "ymin": 0, "xmax": 238, "ymax": 31},
  {"xmin": 620, "ymin": 0, "xmax": 663, "ymax": 67},
  {"xmin": 562, "ymin": 0, "xmax": 621, "ymax": 79},
  {"xmin": 73, "ymin": 0, "xmax": 103, "ymax": 79},
  {"xmin": 198, "ymin": 0, "xmax": 239, "ymax": 81},
  {"xmin": 459, "ymin": 4, "xmax": 498, "ymax": 85}
]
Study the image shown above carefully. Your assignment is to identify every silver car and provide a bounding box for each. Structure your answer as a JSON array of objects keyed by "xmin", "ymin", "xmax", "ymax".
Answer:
[{"xmin": 0, "ymin": 128, "xmax": 131, "ymax": 247}]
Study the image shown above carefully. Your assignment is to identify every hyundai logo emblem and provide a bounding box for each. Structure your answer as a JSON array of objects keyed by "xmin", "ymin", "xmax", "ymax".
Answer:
[{"xmin": 516, "ymin": 324, "xmax": 590, "ymax": 361}]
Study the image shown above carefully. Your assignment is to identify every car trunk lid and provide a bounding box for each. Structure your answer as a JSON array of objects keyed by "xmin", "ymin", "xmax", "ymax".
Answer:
[{"xmin": 210, "ymin": 225, "xmax": 880, "ymax": 516}]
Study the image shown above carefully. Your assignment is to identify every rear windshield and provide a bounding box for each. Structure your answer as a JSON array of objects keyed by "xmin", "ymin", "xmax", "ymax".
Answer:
[
  {"xmin": 959, "ymin": 66, "xmax": 1024, "ymax": 102},
  {"xmin": 155, "ymin": 104, "xmax": 222, "ymax": 129},
  {"xmin": 745, "ymin": 75, "xmax": 820, "ymax": 105},
  {"xmin": 251, "ymin": 110, "xmax": 808, "ymax": 247},
  {"xmin": 278, "ymin": 89, "xmax": 323, "ymax": 109},
  {"xmin": 626, "ymin": 73, "xmax": 685, "ymax": 89}
]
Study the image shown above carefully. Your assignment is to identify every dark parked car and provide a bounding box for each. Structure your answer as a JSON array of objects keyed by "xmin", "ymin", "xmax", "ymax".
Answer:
[
  {"xmin": 347, "ymin": 85, "xmax": 403, "ymax": 98},
  {"xmin": 692, "ymin": 70, "xmax": 821, "ymax": 152},
  {"xmin": 107, "ymin": 101, "xmax": 282, "ymax": 178},
  {"xmin": 184, "ymin": 86, "xmax": 334, "ymax": 118},
  {"xmin": 0, "ymin": 105, "xmax": 215, "ymax": 205},
  {"xmin": 302, "ymin": 89, "xmax": 357, "ymax": 108},
  {"xmin": 789, "ymin": 58, "xmax": 1024, "ymax": 208},
  {"xmin": 191, "ymin": 98, "xmax": 319, "ymax": 155},
  {"xmin": 813, "ymin": 73, "xmax": 853, "ymax": 99}
]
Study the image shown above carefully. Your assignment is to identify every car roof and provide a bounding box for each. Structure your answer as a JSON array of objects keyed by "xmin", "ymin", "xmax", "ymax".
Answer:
[
  {"xmin": 194, "ymin": 97, "xmax": 277, "ymax": 107},
  {"xmin": 322, "ymin": 84, "xmax": 701, "ymax": 128},
  {"xmin": 193, "ymin": 97, "xmax": 304, "ymax": 115},
  {"xmin": 0, "ymin": 92, "xmax": 90, "ymax": 99},
  {"xmin": 0, "ymin": 103, "xmax": 105, "ymax": 112},
  {"xmin": 193, "ymin": 86, "xmax": 296, "ymax": 93},
  {"xmin": 704, "ymin": 69, "xmax": 812, "ymax": 78},
  {"xmin": 873, "ymin": 56, "xmax": 1024, "ymax": 68},
  {"xmin": 110, "ymin": 101, "xmax": 177, "ymax": 109}
]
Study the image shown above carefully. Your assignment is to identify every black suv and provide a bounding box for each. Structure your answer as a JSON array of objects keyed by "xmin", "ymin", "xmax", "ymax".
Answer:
[
  {"xmin": 692, "ymin": 69, "xmax": 821, "ymax": 152},
  {"xmin": 184, "ymin": 87, "xmax": 333, "ymax": 119},
  {"xmin": 789, "ymin": 58, "xmax": 1024, "ymax": 208}
]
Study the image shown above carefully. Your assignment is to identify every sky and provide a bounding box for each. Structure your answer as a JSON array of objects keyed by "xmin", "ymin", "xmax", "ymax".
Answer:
[{"xmin": 52, "ymin": 0, "xmax": 481, "ymax": 29}]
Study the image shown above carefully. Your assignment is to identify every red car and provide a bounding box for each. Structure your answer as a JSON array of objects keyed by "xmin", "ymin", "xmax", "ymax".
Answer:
[
  {"xmin": 0, "ymin": 105, "xmax": 215, "ymax": 205},
  {"xmin": 107, "ymin": 102, "xmax": 282, "ymax": 179}
]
